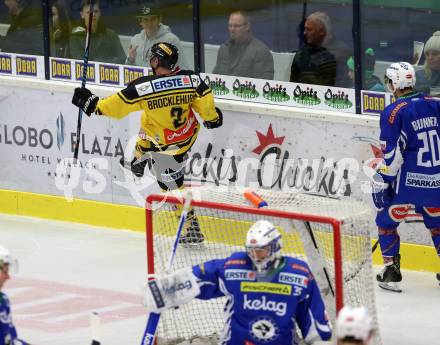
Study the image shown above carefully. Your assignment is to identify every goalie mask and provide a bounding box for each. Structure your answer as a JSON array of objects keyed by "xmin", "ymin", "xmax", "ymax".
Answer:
[
  {"xmin": 148, "ymin": 42, "xmax": 179, "ymax": 71},
  {"xmin": 337, "ymin": 306, "xmax": 373, "ymax": 342},
  {"xmin": 245, "ymin": 220, "xmax": 282, "ymax": 275},
  {"xmin": 384, "ymin": 62, "xmax": 416, "ymax": 93}
]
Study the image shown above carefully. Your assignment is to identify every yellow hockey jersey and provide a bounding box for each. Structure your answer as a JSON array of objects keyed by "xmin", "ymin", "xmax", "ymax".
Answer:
[{"xmin": 95, "ymin": 70, "xmax": 220, "ymax": 156}]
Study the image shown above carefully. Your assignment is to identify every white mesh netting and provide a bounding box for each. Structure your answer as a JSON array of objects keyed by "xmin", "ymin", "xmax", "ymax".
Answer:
[{"xmin": 146, "ymin": 187, "xmax": 381, "ymax": 345}]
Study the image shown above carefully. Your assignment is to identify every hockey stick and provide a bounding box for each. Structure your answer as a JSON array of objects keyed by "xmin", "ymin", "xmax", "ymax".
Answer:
[
  {"xmin": 140, "ymin": 192, "xmax": 193, "ymax": 345},
  {"xmin": 73, "ymin": 0, "xmax": 94, "ymax": 163}
]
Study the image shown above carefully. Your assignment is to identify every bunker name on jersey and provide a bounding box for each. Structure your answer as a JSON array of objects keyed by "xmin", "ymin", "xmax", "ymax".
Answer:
[{"xmin": 148, "ymin": 94, "xmax": 195, "ymax": 110}]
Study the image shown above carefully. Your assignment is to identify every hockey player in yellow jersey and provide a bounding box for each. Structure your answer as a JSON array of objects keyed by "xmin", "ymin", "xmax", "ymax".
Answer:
[{"xmin": 72, "ymin": 42, "xmax": 223, "ymax": 245}]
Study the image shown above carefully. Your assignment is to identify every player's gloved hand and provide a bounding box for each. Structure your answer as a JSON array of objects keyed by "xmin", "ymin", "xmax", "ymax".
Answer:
[
  {"xmin": 371, "ymin": 174, "xmax": 393, "ymax": 209},
  {"xmin": 72, "ymin": 87, "xmax": 99, "ymax": 116},
  {"xmin": 203, "ymin": 107, "xmax": 223, "ymax": 129},
  {"xmin": 130, "ymin": 156, "xmax": 148, "ymax": 178}
]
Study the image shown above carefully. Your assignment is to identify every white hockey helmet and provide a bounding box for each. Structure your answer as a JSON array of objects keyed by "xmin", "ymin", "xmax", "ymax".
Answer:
[
  {"xmin": 384, "ymin": 62, "xmax": 416, "ymax": 93},
  {"xmin": 337, "ymin": 305, "xmax": 373, "ymax": 342},
  {"xmin": 245, "ymin": 220, "xmax": 282, "ymax": 274},
  {"xmin": 0, "ymin": 245, "xmax": 18, "ymax": 273}
]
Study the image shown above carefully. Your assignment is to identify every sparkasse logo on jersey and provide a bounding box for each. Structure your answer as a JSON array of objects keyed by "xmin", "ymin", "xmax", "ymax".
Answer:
[
  {"xmin": 152, "ymin": 76, "xmax": 191, "ymax": 91},
  {"xmin": 225, "ymin": 269, "xmax": 256, "ymax": 281},
  {"xmin": 278, "ymin": 273, "xmax": 308, "ymax": 287}
]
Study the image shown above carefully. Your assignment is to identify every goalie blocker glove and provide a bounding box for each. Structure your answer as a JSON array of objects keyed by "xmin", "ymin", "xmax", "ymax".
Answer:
[
  {"xmin": 72, "ymin": 87, "xmax": 99, "ymax": 116},
  {"xmin": 203, "ymin": 107, "xmax": 223, "ymax": 129}
]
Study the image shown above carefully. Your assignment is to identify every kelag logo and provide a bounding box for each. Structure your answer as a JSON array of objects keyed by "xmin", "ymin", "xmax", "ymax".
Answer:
[
  {"xmin": 204, "ymin": 75, "xmax": 229, "ymax": 96},
  {"xmin": 292, "ymin": 85, "xmax": 320, "ymax": 105},
  {"xmin": 324, "ymin": 89, "xmax": 353, "ymax": 109},
  {"xmin": 232, "ymin": 79, "xmax": 259, "ymax": 99},
  {"xmin": 262, "ymin": 82, "xmax": 289, "ymax": 102}
]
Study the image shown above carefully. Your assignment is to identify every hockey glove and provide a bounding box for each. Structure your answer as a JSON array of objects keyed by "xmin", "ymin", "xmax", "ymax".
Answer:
[
  {"xmin": 72, "ymin": 87, "xmax": 99, "ymax": 116},
  {"xmin": 371, "ymin": 175, "xmax": 393, "ymax": 209},
  {"xmin": 203, "ymin": 107, "xmax": 223, "ymax": 129}
]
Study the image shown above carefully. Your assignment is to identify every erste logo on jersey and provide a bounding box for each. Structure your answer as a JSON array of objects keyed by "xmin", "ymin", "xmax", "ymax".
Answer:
[
  {"xmin": 278, "ymin": 272, "xmax": 308, "ymax": 287},
  {"xmin": 152, "ymin": 75, "xmax": 191, "ymax": 92},
  {"xmin": 249, "ymin": 316, "xmax": 280, "ymax": 343},
  {"xmin": 225, "ymin": 269, "xmax": 256, "ymax": 281}
]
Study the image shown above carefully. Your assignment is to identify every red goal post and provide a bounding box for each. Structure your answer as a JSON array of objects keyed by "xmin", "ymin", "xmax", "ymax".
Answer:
[{"xmin": 145, "ymin": 187, "xmax": 380, "ymax": 344}]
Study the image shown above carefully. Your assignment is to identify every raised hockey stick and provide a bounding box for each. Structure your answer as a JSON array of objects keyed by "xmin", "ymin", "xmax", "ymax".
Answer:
[
  {"xmin": 73, "ymin": 0, "xmax": 94, "ymax": 162},
  {"xmin": 140, "ymin": 192, "xmax": 193, "ymax": 345}
]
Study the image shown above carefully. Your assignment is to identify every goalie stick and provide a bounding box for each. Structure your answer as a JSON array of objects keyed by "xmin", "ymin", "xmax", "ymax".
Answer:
[
  {"xmin": 73, "ymin": 0, "xmax": 94, "ymax": 163},
  {"xmin": 140, "ymin": 192, "xmax": 193, "ymax": 345}
]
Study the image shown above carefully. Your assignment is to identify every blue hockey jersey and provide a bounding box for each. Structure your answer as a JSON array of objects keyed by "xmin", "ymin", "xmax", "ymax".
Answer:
[
  {"xmin": 0, "ymin": 292, "xmax": 26, "ymax": 345},
  {"xmin": 379, "ymin": 92, "xmax": 440, "ymax": 205},
  {"xmin": 192, "ymin": 252, "xmax": 332, "ymax": 345}
]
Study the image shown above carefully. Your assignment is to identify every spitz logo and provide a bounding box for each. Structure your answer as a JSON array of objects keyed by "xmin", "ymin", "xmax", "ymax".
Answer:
[
  {"xmin": 324, "ymin": 89, "xmax": 353, "ymax": 109},
  {"xmin": 232, "ymin": 79, "xmax": 259, "ymax": 99},
  {"xmin": 204, "ymin": 75, "xmax": 229, "ymax": 95},
  {"xmin": 262, "ymin": 82, "xmax": 289, "ymax": 102},
  {"xmin": 292, "ymin": 85, "xmax": 321, "ymax": 105}
]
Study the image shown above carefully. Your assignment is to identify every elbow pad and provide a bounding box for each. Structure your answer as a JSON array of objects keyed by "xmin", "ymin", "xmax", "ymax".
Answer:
[{"xmin": 203, "ymin": 107, "xmax": 223, "ymax": 129}]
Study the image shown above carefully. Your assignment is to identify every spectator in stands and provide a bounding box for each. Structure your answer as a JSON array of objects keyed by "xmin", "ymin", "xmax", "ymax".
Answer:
[
  {"xmin": 317, "ymin": 12, "xmax": 351, "ymax": 87},
  {"xmin": 126, "ymin": 3, "xmax": 188, "ymax": 69},
  {"xmin": 415, "ymin": 31, "xmax": 440, "ymax": 96},
  {"xmin": 70, "ymin": 0, "xmax": 126, "ymax": 64},
  {"xmin": 346, "ymin": 48, "xmax": 385, "ymax": 92},
  {"xmin": 51, "ymin": 0, "xmax": 71, "ymax": 58},
  {"xmin": 0, "ymin": 0, "xmax": 43, "ymax": 55},
  {"xmin": 290, "ymin": 11, "xmax": 336, "ymax": 86},
  {"xmin": 212, "ymin": 10, "xmax": 274, "ymax": 80}
]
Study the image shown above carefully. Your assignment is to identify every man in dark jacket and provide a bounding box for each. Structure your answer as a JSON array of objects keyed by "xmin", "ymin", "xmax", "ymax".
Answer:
[
  {"xmin": 212, "ymin": 11, "xmax": 274, "ymax": 80},
  {"xmin": 0, "ymin": 0, "xmax": 43, "ymax": 55},
  {"xmin": 69, "ymin": 0, "xmax": 126, "ymax": 64}
]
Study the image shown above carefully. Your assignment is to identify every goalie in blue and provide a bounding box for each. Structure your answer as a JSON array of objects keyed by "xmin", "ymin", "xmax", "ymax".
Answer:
[
  {"xmin": 142, "ymin": 220, "xmax": 332, "ymax": 344},
  {"xmin": 372, "ymin": 62, "xmax": 440, "ymax": 292}
]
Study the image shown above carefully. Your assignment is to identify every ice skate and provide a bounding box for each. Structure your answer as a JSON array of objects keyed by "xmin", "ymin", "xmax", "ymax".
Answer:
[
  {"xmin": 377, "ymin": 254, "xmax": 402, "ymax": 292},
  {"xmin": 179, "ymin": 210, "xmax": 205, "ymax": 248}
]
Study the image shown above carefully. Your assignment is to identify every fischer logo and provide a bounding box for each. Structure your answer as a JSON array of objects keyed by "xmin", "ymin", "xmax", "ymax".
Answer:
[
  {"xmin": 262, "ymin": 82, "xmax": 289, "ymax": 102},
  {"xmin": 243, "ymin": 295, "xmax": 287, "ymax": 316},
  {"xmin": 225, "ymin": 269, "xmax": 256, "ymax": 281}
]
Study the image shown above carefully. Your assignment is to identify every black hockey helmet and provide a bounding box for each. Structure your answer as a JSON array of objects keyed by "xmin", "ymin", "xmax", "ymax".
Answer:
[{"xmin": 148, "ymin": 42, "xmax": 179, "ymax": 70}]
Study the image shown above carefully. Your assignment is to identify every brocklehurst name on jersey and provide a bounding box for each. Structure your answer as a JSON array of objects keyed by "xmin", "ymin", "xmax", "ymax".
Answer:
[{"xmin": 148, "ymin": 94, "xmax": 194, "ymax": 110}]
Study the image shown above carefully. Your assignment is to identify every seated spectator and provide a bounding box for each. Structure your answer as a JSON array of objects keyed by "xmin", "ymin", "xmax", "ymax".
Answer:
[
  {"xmin": 212, "ymin": 10, "xmax": 274, "ymax": 80},
  {"xmin": 126, "ymin": 3, "xmax": 188, "ymax": 69},
  {"xmin": 290, "ymin": 12, "xmax": 336, "ymax": 86},
  {"xmin": 51, "ymin": 0, "xmax": 71, "ymax": 58},
  {"xmin": 70, "ymin": 0, "xmax": 126, "ymax": 64},
  {"xmin": 317, "ymin": 11, "xmax": 351, "ymax": 87},
  {"xmin": 0, "ymin": 0, "xmax": 43, "ymax": 55},
  {"xmin": 415, "ymin": 31, "xmax": 440, "ymax": 96},
  {"xmin": 347, "ymin": 48, "xmax": 385, "ymax": 92}
]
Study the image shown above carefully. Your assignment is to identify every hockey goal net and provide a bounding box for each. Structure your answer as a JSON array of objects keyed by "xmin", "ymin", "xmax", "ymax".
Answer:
[{"xmin": 145, "ymin": 187, "xmax": 380, "ymax": 345}]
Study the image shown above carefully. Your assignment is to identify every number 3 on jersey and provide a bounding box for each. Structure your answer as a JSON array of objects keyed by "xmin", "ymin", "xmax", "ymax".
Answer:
[
  {"xmin": 171, "ymin": 107, "xmax": 185, "ymax": 129},
  {"xmin": 417, "ymin": 129, "xmax": 440, "ymax": 167}
]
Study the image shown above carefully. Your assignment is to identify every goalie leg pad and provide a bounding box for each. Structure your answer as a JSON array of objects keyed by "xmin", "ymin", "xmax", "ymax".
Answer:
[{"xmin": 142, "ymin": 267, "xmax": 200, "ymax": 313}]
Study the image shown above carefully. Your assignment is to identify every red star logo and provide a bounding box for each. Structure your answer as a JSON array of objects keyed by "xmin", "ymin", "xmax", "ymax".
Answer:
[{"xmin": 252, "ymin": 124, "xmax": 285, "ymax": 154}]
